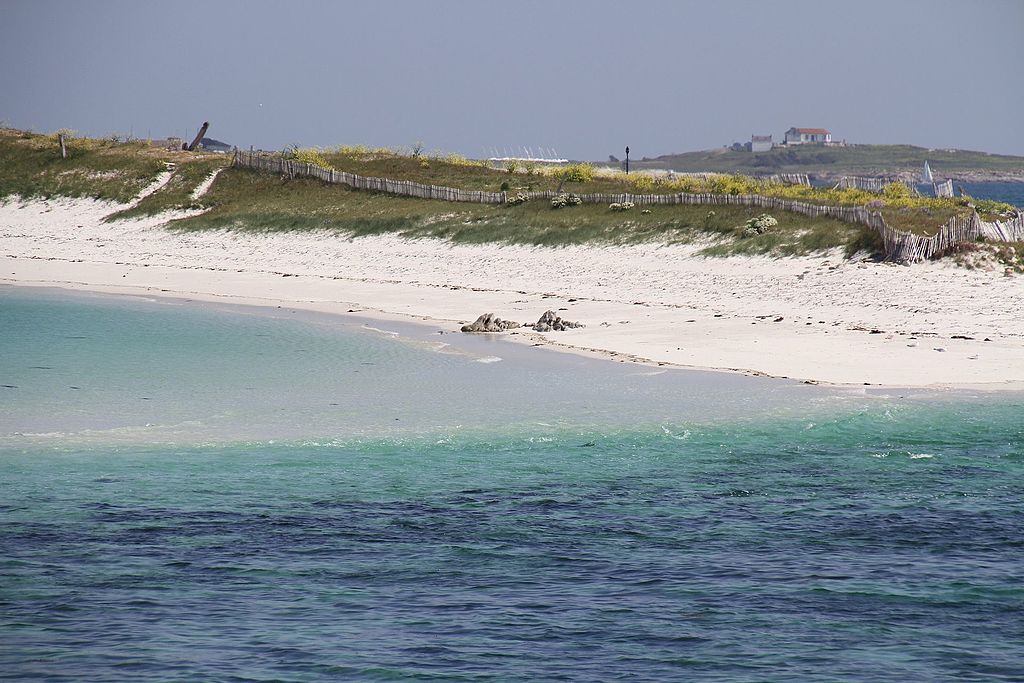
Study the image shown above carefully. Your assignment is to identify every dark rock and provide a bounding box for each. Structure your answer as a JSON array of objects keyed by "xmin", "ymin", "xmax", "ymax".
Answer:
[
  {"xmin": 532, "ymin": 310, "xmax": 584, "ymax": 332},
  {"xmin": 460, "ymin": 313, "xmax": 521, "ymax": 333}
]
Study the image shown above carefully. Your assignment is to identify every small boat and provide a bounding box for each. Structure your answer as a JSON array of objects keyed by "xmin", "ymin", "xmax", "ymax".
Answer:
[{"xmin": 921, "ymin": 161, "xmax": 934, "ymax": 184}]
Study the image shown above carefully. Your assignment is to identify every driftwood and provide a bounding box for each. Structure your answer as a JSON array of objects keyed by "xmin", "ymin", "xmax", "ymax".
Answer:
[
  {"xmin": 58, "ymin": 134, "xmax": 67, "ymax": 160},
  {"xmin": 187, "ymin": 122, "xmax": 209, "ymax": 151}
]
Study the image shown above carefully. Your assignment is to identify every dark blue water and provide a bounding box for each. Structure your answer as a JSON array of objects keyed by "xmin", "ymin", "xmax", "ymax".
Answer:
[
  {"xmin": 957, "ymin": 181, "xmax": 1024, "ymax": 208},
  {"xmin": 910, "ymin": 182, "xmax": 1022, "ymax": 207},
  {"xmin": 2, "ymin": 290, "xmax": 1024, "ymax": 681},
  {"xmin": 3, "ymin": 422, "xmax": 1023, "ymax": 682}
]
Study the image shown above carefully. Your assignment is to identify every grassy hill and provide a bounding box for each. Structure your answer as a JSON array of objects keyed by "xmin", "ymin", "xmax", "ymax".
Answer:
[
  {"xmin": 631, "ymin": 144, "xmax": 1024, "ymax": 180},
  {"xmin": 0, "ymin": 128, "xmax": 228, "ymax": 203},
  {"xmin": 3, "ymin": 129, "xmax": 1018, "ymax": 262}
]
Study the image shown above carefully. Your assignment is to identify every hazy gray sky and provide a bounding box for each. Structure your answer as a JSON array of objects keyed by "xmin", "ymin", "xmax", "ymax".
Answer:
[{"xmin": 3, "ymin": 0, "xmax": 1022, "ymax": 159}]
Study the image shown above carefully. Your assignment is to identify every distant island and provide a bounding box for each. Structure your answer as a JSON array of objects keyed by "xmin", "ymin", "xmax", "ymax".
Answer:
[{"xmin": 630, "ymin": 143, "xmax": 1024, "ymax": 182}]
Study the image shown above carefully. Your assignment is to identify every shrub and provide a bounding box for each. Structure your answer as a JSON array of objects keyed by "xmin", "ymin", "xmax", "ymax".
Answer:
[
  {"xmin": 500, "ymin": 181, "xmax": 510, "ymax": 191},
  {"xmin": 742, "ymin": 213, "xmax": 778, "ymax": 236},
  {"xmin": 292, "ymin": 147, "xmax": 334, "ymax": 171},
  {"xmin": 609, "ymin": 201, "xmax": 635, "ymax": 212},
  {"xmin": 630, "ymin": 174, "xmax": 655, "ymax": 193},
  {"xmin": 559, "ymin": 163, "xmax": 594, "ymax": 184},
  {"xmin": 445, "ymin": 152, "xmax": 481, "ymax": 167},
  {"xmin": 523, "ymin": 160, "xmax": 539, "ymax": 176},
  {"xmin": 665, "ymin": 176, "xmax": 701, "ymax": 193},
  {"xmin": 504, "ymin": 159, "xmax": 519, "ymax": 174},
  {"xmin": 883, "ymin": 182, "xmax": 912, "ymax": 200},
  {"xmin": 506, "ymin": 192, "xmax": 529, "ymax": 206},
  {"xmin": 334, "ymin": 144, "xmax": 370, "ymax": 157},
  {"xmin": 709, "ymin": 173, "xmax": 759, "ymax": 196},
  {"xmin": 551, "ymin": 193, "xmax": 583, "ymax": 209}
]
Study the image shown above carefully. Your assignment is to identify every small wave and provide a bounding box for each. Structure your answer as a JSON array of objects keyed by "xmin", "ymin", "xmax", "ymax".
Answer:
[
  {"xmin": 361, "ymin": 325, "xmax": 400, "ymax": 337},
  {"xmin": 661, "ymin": 426, "xmax": 691, "ymax": 440},
  {"xmin": 474, "ymin": 356, "xmax": 503, "ymax": 364},
  {"xmin": 870, "ymin": 450, "xmax": 935, "ymax": 459}
]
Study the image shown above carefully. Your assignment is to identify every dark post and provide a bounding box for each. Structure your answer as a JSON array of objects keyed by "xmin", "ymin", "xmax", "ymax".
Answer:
[
  {"xmin": 625, "ymin": 146, "xmax": 630, "ymax": 174},
  {"xmin": 187, "ymin": 121, "xmax": 210, "ymax": 151}
]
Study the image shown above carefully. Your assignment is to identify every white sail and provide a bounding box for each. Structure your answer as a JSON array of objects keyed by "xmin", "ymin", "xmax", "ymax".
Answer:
[{"xmin": 921, "ymin": 161, "xmax": 933, "ymax": 183}]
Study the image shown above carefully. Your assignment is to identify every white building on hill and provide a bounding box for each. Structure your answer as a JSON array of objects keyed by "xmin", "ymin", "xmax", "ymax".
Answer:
[
  {"xmin": 751, "ymin": 135, "xmax": 773, "ymax": 152},
  {"xmin": 784, "ymin": 127, "xmax": 832, "ymax": 144}
]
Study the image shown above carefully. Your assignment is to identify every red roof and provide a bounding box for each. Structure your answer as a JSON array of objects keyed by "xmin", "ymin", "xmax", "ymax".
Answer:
[{"xmin": 794, "ymin": 128, "xmax": 830, "ymax": 135}]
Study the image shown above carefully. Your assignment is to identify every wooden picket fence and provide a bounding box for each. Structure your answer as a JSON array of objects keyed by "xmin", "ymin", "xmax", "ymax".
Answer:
[
  {"xmin": 764, "ymin": 173, "xmax": 811, "ymax": 186},
  {"xmin": 879, "ymin": 212, "xmax": 1024, "ymax": 262},
  {"xmin": 233, "ymin": 150, "xmax": 1021, "ymax": 263},
  {"xmin": 836, "ymin": 176, "xmax": 888, "ymax": 191},
  {"xmin": 933, "ymin": 179, "xmax": 954, "ymax": 198}
]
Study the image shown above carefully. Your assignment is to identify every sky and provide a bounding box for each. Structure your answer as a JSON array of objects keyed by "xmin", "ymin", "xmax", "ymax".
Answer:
[{"xmin": 2, "ymin": 0, "xmax": 1023, "ymax": 160}]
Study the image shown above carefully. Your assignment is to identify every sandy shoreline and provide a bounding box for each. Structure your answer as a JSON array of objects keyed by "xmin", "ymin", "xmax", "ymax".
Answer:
[{"xmin": 2, "ymin": 195, "xmax": 1023, "ymax": 389}]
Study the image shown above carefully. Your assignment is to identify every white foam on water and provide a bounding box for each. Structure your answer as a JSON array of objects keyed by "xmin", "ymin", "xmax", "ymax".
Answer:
[
  {"xmin": 661, "ymin": 426, "xmax": 691, "ymax": 440},
  {"xmin": 909, "ymin": 453, "xmax": 935, "ymax": 459},
  {"xmin": 361, "ymin": 325, "xmax": 400, "ymax": 337},
  {"xmin": 474, "ymin": 356, "xmax": 503, "ymax": 364}
]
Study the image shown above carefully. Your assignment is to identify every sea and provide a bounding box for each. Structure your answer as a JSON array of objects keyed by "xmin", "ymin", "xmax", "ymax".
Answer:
[
  {"xmin": 951, "ymin": 181, "xmax": 1024, "ymax": 208},
  {"xmin": 808, "ymin": 179, "xmax": 1024, "ymax": 208},
  {"xmin": 2, "ymin": 287, "xmax": 1022, "ymax": 682}
]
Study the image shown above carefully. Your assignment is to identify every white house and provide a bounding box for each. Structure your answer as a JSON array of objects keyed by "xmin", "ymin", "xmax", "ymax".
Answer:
[
  {"xmin": 784, "ymin": 127, "xmax": 832, "ymax": 144},
  {"xmin": 751, "ymin": 135, "xmax": 773, "ymax": 152}
]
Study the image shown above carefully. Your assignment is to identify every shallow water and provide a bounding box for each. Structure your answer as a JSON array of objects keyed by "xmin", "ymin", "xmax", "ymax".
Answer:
[
  {"xmin": 2, "ymin": 287, "xmax": 1022, "ymax": 681},
  {"xmin": 0, "ymin": 287, "xmax": 867, "ymax": 447}
]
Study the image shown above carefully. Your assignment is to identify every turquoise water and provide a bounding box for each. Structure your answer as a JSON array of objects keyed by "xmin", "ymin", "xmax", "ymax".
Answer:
[{"xmin": 2, "ymin": 288, "xmax": 1023, "ymax": 681}]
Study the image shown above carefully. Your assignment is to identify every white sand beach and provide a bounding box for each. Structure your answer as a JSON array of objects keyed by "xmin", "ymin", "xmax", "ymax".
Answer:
[{"xmin": 2, "ymin": 195, "xmax": 1022, "ymax": 389}]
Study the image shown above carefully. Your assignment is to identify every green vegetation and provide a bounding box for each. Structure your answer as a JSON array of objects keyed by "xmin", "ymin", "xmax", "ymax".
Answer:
[
  {"xmin": 0, "ymin": 128, "xmax": 170, "ymax": 203},
  {"xmin": 105, "ymin": 157, "xmax": 227, "ymax": 220},
  {"xmin": 284, "ymin": 146, "xmax": 335, "ymax": 171},
  {"xmin": 633, "ymin": 143, "xmax": 1024, "ymax": 178},
  {"xmin": 164, "ymin": 168, "xmax": 879, "ymax": 257},
  {"xmin": 556, "ymin": 163, "xmax": 595, "ymax": 183},
  {"xmin": 0, "ymin": 129, "xmax": 1014, "ymax": 259}
]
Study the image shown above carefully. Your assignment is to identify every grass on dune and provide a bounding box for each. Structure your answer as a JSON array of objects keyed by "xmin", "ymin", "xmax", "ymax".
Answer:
[
  {"xmin": 0, "ymin": 130, "xmax": 995, "ymax": 254},
  {"xmin": 169, "ymin": 168, "xmax": 880, "ymax": 256},
  {"xmin": 0, "ymin": 128, "xmax": 166, "ymax": 203},
  {"xmin": 105, "ymin": 157, "xmax": 229, "ymax": 221},
  {"xmin": 0, "ymin": 128, "xmax": 228, "ymax": 204},
  {"xmin": 318, "ymin": 150, "xmax": 636, "ymax": 195},
  {"xmin": 308, "ymin": 147, "xmax": 1009, "ymax": 236}
]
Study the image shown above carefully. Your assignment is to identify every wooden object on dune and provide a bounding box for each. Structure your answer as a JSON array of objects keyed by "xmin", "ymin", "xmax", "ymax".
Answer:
[{"xmin": 187, "ymin": 122, "xmax": 209, "ymax": 152}]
